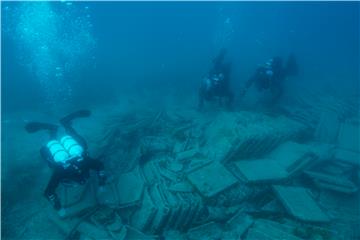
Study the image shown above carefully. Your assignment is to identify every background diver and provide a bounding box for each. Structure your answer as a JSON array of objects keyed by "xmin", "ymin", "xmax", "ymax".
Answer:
[
  {"xmin": 240, "ymin": 54, "xmax": 298, "ymax": 105},
  {"xmin": 25, "ymin": 110, "xmax": 106, "ymax": 217},
  {"xmin": 198, "ymin": 48, "xmax": 234, "ymax": 111}
]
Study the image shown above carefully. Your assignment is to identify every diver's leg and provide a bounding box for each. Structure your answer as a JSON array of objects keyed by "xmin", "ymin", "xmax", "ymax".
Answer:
[
  {"xmin": 44, "ymin": 170, "xmax": 63, "ymax": 210},
  {"xmin": 25, "ymin": 122, "xmax": 58, "ymax": 139},
  {"xmin": 60, "ymin": 110, "xmax": 91, "ymax": 127},
  {"xmin": 85, "ymin": 157, "xmax": 106, "ymax": 186},
  {"xmin": 60, "ymin": 110, "xmax": 91, "ymax": 150}
]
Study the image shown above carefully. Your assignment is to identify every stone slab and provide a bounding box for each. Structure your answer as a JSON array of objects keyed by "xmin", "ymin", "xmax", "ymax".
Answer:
[
  {"xmin": 233, "ymin": 159, "xmax": 288, "ymax": 182},
  {"xmin": 273, "ymin": 185, "xmax": 330, "ymax": 222},
  {"xmin": 187, "ymin": 161, "xmax": 238, "ymax": 198}
]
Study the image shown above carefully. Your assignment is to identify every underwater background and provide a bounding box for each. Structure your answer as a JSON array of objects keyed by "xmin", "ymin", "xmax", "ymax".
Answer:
[{"xmin": 1, "ymin": 1, "xmax": 359, "ymax": 239}]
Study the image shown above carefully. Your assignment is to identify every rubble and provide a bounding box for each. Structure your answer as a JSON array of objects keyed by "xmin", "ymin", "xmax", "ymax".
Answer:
[{"xmin": 41, "ymin": 108, "xmax": 358, "ymax": 239}]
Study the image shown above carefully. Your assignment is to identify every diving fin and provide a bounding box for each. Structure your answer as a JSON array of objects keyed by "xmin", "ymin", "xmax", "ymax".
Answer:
[
  {"xmin": 25, "ymin": 122, "xmax": 58, "ymax": 134},
  {"xmin": 60, "ymin": 110, "xmax": 91, "ymax": 126}
]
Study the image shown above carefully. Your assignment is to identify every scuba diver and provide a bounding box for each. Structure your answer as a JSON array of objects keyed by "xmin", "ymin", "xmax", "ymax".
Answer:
[
  {"xmin": 25, "ymin": 110, "xmax": 106, "ymax": 216},
  {"xmin": 198, "ymin": 48, "xmax": 234, "ymax": 111},
  {"xmin": 240, "ymin": 54, "xmax": 298, "ymax": 105}
]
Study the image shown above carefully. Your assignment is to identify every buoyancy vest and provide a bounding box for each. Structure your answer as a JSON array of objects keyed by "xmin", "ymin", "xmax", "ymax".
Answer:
[{"xmin": 46, "ymin": 135, "xmax": 84, "ymax": 169}]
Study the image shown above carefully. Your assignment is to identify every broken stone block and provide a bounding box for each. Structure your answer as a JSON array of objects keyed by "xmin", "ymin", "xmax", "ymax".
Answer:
[
  {"xmin": 269, "ymin": 141, "xmax": 316, "ymax": 175},
  {"xmin": 219, "ymin": 182, "xmax": 253, "ymax": 206},
  {"xmin": 122, "ymin": 225, "xmax": 158, "ymax": 240},
  {"xmin": 131, "ymin": 188, "xmax": 157, "ymax": 232},
  {"xmin": 187, "ymin": 161, "xmax": 238, "ymax": 198},
  {"xmin": 148, "ymin": 184, "xmax": 171, "ymax": 233},
  {"xmin": 224, "ymin": 211, "xmax": 253, "ymax": 239},
  {"xmin": 116, "ymin": 167, "xmax": 145, "ymax": 207},
  {"xmin": 334, "ymin": 148, "xmax": 360, "ymax": 166},
  {"xmin": 163, "ymin": 230, "xmax": 186, "ymax": 240},
  {"xmin": 337, "ymin": 120, "xmax": 359, "ymax": 152},
  {"xmin": 141, "ymin": 136, "xmax": 173, "ymax": 154},
  {"xmin": 158, "ymin": 184, "xmax": 183, "ymax": 230},
  {"xmin": 77, "ymin": 221, "xmax": 111, "ymax": 239},
  {"xmin": 175, "ymin": 148, "xmax": 199, "ymax": 162},
  {"xmin": 57, "ymin": 178, "xmax": 97, "ymax": 218},
  {"xmin": 245, "ymin": 219, "xmax": 301, "ymax": 240},
  {"xmin": 168, "ymin": 181, "xmax": 195, "ymax": 193},
  {"xmin": 304, "ymin": 169, "xmax": 358, "ymax": 194},
  {"xmin": 142, "ymin": 160, "xmax": 162, "ymax": 184},
  {"xmin": 232, "ymin": 159, "xmax": 288, "ymax": 183},
  {"xmin": 273, "ymin": 185, "xmax": 330, "ymax": 222},
  {"xmin": 187, "ymin": 221, "xmax": 222, "ymax": 240},
  {"xmin": 96, "ymin": 181, "xmax": 120, "ymax": 207}
]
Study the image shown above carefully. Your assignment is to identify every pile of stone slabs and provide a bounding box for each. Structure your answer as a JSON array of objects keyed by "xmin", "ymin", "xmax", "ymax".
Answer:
[
  {"xmin": 187, "ymin": 161, "xmax": 238, "ymax": 198},
  {"xmin": 272, "ymin": 185, "xmax": 330, "ymax": 223},
  {"xmin": 232, "ymin": 159, "xmax": 288, "ymax": 183}
]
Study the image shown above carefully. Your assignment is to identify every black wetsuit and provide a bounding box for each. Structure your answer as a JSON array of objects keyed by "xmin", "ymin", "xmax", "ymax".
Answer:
[
  {"xmin": 42, "ymin": 122, "xmax": 105, "ymax": 210},
  {"xmin": 198, "ymin": 50, "xmax": 234, "ymax": 110},
  {"xmin": 243, "ymin": 55, "xmax": 297, "ymax": 103},
  {"xmin": 198, "ymin": 73, "xmax": 234, "ymax": 110},
  {"xmin": 245, "ymin": 66, "xmax": 286, "ymax": 99}
]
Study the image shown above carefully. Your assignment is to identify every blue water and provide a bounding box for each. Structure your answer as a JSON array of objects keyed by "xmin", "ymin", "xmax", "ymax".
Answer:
[
  {"xmin": 2, "ymin": 2, "xmax": 359, "ymax": 239},
  {"xmin": 2, "ymin": 2, "xmax": 359, "ymax": 112}
]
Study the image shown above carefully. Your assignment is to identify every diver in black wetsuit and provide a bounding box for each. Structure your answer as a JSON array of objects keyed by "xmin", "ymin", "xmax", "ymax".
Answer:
[
  {"xmin": 240, "ymin": 54, "xmax": 298, "ymax": 104},
  {"xmin": 198, "ymin": 48, "xmax": 234, "ymax": 111},
  {"xmin": 25, "ymin": 110, "xmax": 106, "ymax": 216}
]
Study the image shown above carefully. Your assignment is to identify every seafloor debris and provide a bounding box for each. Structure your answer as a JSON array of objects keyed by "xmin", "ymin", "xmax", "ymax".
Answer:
[{"xmin": 47, "ymin": 108, "xmax": 359, "ymax": 239}]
